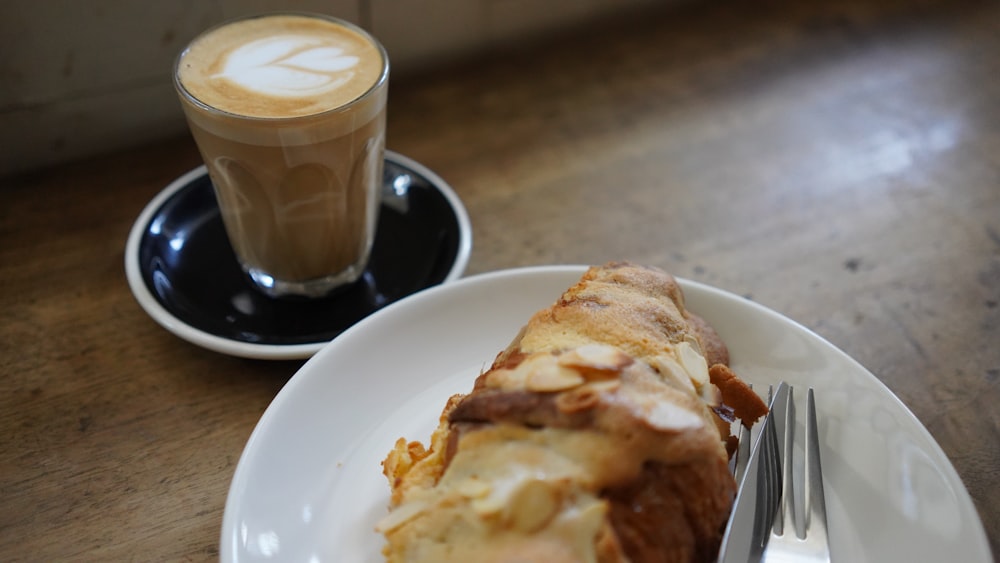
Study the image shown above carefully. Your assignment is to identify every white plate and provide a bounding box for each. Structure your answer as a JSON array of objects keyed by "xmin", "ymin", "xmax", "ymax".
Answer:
[{"xmin": 220, "ymin": 265, "xmax": 992, "ymax": 562}]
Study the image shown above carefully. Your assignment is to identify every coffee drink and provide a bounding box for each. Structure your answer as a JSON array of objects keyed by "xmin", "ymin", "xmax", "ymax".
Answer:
[{"xmin": 174, "ymin": 13, "xmax": 389, "ymax": 297}]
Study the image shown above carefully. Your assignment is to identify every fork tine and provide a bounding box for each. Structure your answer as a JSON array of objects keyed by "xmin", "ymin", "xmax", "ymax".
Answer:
[
  {"xmin": 732, "ymin": 384, "xmax": 754, "ymax": 481},
  {"xmin": 805, "ymin": 388, "xmax": 829, "ymax": 541},
  {"xmin": 733, "ymin": 416, "xmax": 751, "ymax": 478},
  {"xmin": 775, "ymin": 385, "xmax": 798, "ymax": 538}
]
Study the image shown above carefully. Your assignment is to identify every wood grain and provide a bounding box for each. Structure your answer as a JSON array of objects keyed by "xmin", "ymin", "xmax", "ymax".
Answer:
[{"xmin": 2, "ymin": 0, "xmax": 997, "ymax": 559}]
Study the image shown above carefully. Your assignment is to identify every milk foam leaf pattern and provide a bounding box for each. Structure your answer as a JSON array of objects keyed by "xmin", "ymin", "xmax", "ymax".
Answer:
[
  {"xmin": 215, "ymin": 36, "xmax": 359, "ymax": 97},
  {"xmin": 282, "ymin": 47, "xmax": 358, "ymax": 72}
]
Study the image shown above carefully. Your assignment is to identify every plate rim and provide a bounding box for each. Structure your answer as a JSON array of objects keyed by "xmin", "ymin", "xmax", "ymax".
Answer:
[
  {"xmin": 123, "ymin": 150, "xmax": 473, "ymax": 360},
  {"xmin": 219, "ymin": 264, "xmax": 993, "ymax": 562}
]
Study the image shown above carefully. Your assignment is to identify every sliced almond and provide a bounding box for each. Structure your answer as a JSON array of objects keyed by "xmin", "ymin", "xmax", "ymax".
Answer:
[
  {"xmin": 557, "ymin": 344, "xmax": 632, "ymax": 374},
  {"xmin": 456, "ymin": 477, "xmax": 491, "ymax": 499},
  {"xmin": 525, "ymin": 364, "xmax": 586, "ymax": 392},
  {"xmin": 375, "ymin": 499, "xmax": 429, "ymax": 533},
  {"xmin": 504, "ymin": 478, "xmax": 561, "ymax": 533},
  {"xmin": 647, "ymin": 354, "xmax": 696, "ymax": 392},
  {"xmin": 677, "ymin": 341, "xmax": 710, "ymax": 387}
]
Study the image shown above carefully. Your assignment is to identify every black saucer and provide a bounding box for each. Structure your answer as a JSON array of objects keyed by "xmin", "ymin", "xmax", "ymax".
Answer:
[{"xmin": 125, "ymin": 151, "xmax": 471, "ymax": 359}]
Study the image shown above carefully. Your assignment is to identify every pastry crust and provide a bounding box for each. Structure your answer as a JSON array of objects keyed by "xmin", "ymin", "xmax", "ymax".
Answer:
[{"xmin": 378, "ymin": 262, "xmax": 766, "ymax": 562}]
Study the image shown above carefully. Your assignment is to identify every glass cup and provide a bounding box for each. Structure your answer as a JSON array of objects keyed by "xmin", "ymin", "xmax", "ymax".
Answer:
[{"xmin": 174, "ymin": 13, "xmax": 389, "ymax": 298}]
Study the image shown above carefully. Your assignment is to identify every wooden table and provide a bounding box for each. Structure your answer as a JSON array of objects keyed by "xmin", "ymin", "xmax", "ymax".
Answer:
[{"xmin": 3, "ymin": 0, "xmax": 997, "ymax": 559}]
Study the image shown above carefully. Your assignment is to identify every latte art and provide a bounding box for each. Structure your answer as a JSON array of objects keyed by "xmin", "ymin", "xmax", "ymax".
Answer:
[
  {"xmin": 177, "ymin": 14, "xmax": 385, "ymax": 119},
  {"xmin": 216, "ymin": 36, "xmax": 359, "ymax": 97}
]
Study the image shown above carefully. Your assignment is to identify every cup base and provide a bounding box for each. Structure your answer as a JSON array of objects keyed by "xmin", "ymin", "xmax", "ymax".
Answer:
[{"xmin": 246, "ymin": 265, "xmax": 365, "ymax": 299}]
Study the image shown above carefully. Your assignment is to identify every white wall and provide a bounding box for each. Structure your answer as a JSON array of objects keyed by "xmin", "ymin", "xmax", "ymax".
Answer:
[{"xmin": 0, "ymin": 0, "xmax": 663, "ymax": 177}]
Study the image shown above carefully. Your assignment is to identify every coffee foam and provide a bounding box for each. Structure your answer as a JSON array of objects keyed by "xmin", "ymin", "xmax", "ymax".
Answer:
[
  {"xmin": 218, "ymin": 36, "xmax": 359, "ymax": 97},
  {"xmin": 177, "ymin": 14, "xmax": 385, "ymax": 119}
]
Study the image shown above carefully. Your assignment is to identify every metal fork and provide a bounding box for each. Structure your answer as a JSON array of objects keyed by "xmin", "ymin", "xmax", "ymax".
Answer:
[
  {"xmin": 720, "ymin": 383, "xmax": 782, "ymax": 563},
  {"xmin": 762, "ymin": 386, "xmax": 832, "ymax": 563}
]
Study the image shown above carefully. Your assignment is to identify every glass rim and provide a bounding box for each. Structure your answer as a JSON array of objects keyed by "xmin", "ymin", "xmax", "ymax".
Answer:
[{"xmin": 173, "ymin": 11, "xmax": 390, "ymax": 123}]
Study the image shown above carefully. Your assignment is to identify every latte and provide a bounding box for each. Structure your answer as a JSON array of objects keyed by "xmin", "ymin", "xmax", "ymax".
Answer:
[{"xmin": 174, "ymin": 13, "xmax": 389, "ymax": 298}]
